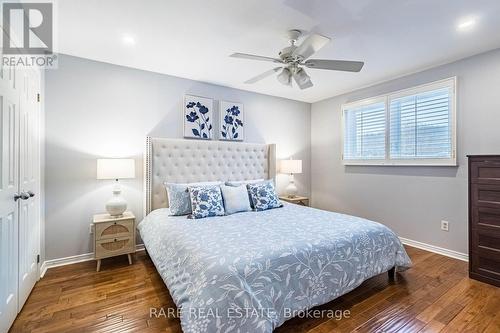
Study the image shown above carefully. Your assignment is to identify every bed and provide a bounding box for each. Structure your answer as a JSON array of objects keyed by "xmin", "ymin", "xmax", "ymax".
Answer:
[{"xmin": 138, "ymin": 137, "xmax": 412, "ymax": 333}]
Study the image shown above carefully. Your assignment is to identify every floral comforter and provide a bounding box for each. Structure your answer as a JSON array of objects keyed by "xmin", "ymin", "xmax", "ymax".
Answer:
[{"xmin": 138, "ymin": 203, "xmax": 411, "ymax": 333}]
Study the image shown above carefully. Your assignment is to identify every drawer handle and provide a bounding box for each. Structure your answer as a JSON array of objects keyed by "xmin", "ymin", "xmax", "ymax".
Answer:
[
  {"xmin": 114, "ymin": 222, "xmax": 117, "ymax": 225},
  {"xmin": 114, "ymin": 238, "xmax": 117, "ymax": 242}
]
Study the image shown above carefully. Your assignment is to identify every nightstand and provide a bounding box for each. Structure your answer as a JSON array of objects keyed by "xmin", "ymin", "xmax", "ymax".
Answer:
[
  {"xmin": 279, "ymin": 196, "xmax": 309, "ymax": 206},
  {"xmin": 92, "ymin": 211, "xmax": 136, "ymax": 272}
]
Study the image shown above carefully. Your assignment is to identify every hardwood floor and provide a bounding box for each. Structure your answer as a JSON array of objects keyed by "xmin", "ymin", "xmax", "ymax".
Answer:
[{"xmin": 10, "ymin": 246, "xmax": 500, "ymax": 333}]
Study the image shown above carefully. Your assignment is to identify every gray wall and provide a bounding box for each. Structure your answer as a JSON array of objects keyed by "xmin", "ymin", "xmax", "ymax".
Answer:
[
  {"xmin": 45, "ymin": 55, "xmax": 311, "ymax": 260},
  {"xmin": 46, "ymin": 49, "xmax": 500, "ymax": 260},
  {"xmin": 311, "ymin": 48, "xmax": 500, "ymax": 255}
]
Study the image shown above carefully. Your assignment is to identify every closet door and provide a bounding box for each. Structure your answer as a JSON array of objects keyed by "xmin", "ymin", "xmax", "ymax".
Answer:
[
  {"xmin": 0, "ymin": 60, "xmax": 20, "ymax": 333},
  {"xmin": 18, "ymin": 67, "xmax": 40, "ymax": 309}
]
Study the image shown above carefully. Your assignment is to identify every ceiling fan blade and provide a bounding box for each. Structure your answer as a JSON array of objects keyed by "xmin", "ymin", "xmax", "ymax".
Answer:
[
  {"xmin": 244, "ymin": 67, "xmax": 282, "ymax": 84},
  {"xmin": 304, "ymin": 59, "xmax": 364, "ymax": 72},
  {"xmin": 230, "ymin": 53, "xmax": 283, "ymax": 63},
  {"xmin": 292, "ymin": 71, "xmax": 313, "ymax": 90},
  {"xmin": 292, "ymin": 33, "xmax": 330, "ymax": 60}
]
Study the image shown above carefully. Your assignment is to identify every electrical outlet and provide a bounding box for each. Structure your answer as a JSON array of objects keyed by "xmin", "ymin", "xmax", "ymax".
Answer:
[
  {"xmin": 89, "ymin": 224, "xmax": 93, "ymax": 234},
  {"xmin": 441, "ymin": 220, "xmax": 449, "ymax": 232}
]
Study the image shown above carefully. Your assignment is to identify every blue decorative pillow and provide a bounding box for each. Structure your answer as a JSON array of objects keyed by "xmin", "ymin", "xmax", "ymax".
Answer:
[
  {"xmin": 247, "ymin": 181, "xmax": 282, "ymax": 211},
  {"xmin": 188, "ymin": 186, "xmax": 225, "ymax": 219},
  {"xmin": 165, "ymin": 181, "xmax": 221, "ymax": 216}
]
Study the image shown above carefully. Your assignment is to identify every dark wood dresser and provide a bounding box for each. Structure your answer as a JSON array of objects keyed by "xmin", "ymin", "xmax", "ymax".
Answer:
[{"xmin": 468, "ymin": 155, "xmax": 500, "ymax": 287}]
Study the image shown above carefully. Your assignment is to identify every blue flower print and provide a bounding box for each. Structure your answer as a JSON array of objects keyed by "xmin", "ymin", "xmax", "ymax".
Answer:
[
  {"xmin": 247, "ymin": 181, "xmax": 282, "ymax": 211},
  {"xmin": 221, "ymin": 104, "xmax": 243, "ymax": 140},
  {"xmin": 186, "ymin": 111, "xmax": 199, "ymax": 122},
  {"xmin": 230, "ymin": 106, "xmax": 240, "ymax": 116},
  {"xmin": 188, "ymin": 186, "xmax": 225, "ymax": 219},
  {"xmin": 198, "ymin": 105, "xmax": 209, "ymax": 114},
  {"xmin": 224, "ymin": 115, "xmax": 234, "ymax": 125},
  {"xmin": 186, "ymin": 100, "xmax": 212, "ymax": 139},
  {"xmin": 200, "ymin": 192, "xmax": 209, "ymax": 201}
]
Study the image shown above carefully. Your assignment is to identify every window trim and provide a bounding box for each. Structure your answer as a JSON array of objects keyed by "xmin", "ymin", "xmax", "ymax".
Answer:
[{"xmin": 341, "ymin": 77, "xmax": 457, "ymax": 166}]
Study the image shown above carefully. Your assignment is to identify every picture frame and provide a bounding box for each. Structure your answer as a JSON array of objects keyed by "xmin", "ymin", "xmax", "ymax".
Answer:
[
  {"xmin": 183, "ymin": 94, "xmax": 214, "ymax": 139},
  {"xmin": 219, "ymin": 100, "xmax": 244, "ymax": 141}
]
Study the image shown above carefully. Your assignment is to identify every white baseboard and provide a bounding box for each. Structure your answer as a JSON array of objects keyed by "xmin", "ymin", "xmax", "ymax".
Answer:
[
  {"xmin": 399, "ymin": 237, "xmax": 468, "ymax": 262},
  {"xmin": 40, "ymin": 244, "xmax": 145, "ymax": 278}
]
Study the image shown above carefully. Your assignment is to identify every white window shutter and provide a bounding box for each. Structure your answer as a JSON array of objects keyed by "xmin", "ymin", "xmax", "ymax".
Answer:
[
  {"xmin": 389, "ymin": 87, "xmax": 452, "ymax": 160},
  {"xmin": 342, "ymin": 78, "xmax": 456, "ymax": 166},
  {"xmin": 343, "ymin": 101, "xmax": 386, "ymax": 160}
]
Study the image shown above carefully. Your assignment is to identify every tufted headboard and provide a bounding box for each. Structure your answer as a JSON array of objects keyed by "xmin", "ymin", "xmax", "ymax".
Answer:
[{"xmin": 144, "ymin": 137, "xmax": 276, "ymax": 215}]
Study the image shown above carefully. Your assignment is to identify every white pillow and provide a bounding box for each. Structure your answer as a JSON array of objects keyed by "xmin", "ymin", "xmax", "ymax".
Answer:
[
  {"xmin": 220, "ymin": 184, "xmax": 252, "ymax": 215},
  {"xmin": 225, "ymin": 179, "xmax": 265, "ymax": 209}
]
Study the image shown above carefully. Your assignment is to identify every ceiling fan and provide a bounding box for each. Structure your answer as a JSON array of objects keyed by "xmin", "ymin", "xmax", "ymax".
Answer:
[{"xmin": 230, "ymin": 29, "xmax": 364, "ymax": 90}]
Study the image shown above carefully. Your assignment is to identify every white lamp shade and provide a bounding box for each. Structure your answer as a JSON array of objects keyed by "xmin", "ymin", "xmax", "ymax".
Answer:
[
  {"xmin": 280, "ymin": 159, "xmax": 302, "ymax": 174},
  {"xmin": 97, "ymin": 159, "xmax": 135, "ymax": 180}
]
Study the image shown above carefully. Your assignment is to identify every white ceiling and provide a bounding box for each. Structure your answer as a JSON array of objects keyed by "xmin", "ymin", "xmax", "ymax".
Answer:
[{"xmin": 56, "ymin": 0, "xmax": 500, "ymax": 103}]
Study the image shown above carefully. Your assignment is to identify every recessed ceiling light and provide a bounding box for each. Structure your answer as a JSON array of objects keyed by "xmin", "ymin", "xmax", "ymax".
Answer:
[
  {"xmin": 457, "ymin": 18, "xmax": 476, "ymax": 31},
  {"xmin": 122, "ymin": 34, "xmax": 136, "ymax": 45}
]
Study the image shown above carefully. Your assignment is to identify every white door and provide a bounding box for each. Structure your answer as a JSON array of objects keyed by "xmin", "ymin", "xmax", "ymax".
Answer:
[
  {"xmin": 0, "ymin": 59, "xmax": 20, "ymax": 333},
  {"xmin": 18, "ymin": 67, "xmax": 40, "ymax": 309}
]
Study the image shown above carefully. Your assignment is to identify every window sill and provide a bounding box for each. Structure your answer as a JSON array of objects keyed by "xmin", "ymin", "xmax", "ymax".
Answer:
[{"xmin": 343, "ymin": 159, "xmax": 458, "ymax": 167}]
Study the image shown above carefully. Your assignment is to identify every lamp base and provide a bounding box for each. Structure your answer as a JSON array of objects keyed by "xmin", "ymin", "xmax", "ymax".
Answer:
[
  {"xmin": 106, "ymin": 184, "xmax": 127, "ymax": 217},
  {"xmin": 285, "ymin": 174, "xmax": 298, "ymax": 198}
]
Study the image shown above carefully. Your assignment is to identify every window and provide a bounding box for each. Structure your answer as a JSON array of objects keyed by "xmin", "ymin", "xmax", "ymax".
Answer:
[
  {"xmin": 342, "ymin": 78, "xmax": 456, "ymax": 166},
  {"xmin": 343, "ymin": 99, "xmax": 386, "ymax": 160}
]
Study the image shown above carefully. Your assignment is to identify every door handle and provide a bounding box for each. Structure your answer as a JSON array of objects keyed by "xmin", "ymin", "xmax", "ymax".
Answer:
[
  {"xmin": 27, "ymin": 191, "xmax": 35, "ymax": 197},
  {"xmin": 14, "ymin": 193, "xmax": 29, "ymax": 201}
]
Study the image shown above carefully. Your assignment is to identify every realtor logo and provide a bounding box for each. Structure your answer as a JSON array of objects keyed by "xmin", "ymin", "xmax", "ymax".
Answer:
[
  {"xmin": 2, "ymin": 1, "xmax": 57, "ymax": 68},
  {"xmin": 2, "ymin": 2, "xmax": 53, "ymax": 54}
]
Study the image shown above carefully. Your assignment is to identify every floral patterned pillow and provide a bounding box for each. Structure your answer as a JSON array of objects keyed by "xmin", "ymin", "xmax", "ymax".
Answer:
[
  {"xmin": 188, "ymin": 186, "xmax": 225, "ymax": 219},
  {"xmin": 247, "ymin": 181, "xmax": 282, "ymax": 211},
  {"xmin": 165, "ymin": 183, "xmax": 192, "ymax": 215},
  {"xmin": 165, "ymin": 181, "xmax": 221, "ymax": 216}
]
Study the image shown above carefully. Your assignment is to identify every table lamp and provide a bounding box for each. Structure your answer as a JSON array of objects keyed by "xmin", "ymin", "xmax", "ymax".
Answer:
[
  {"xmin": 280, "ymin": 158, "xmax": 302, "ymax": 198},
  {"xmin": 97, "ymin": 158, "xmax": 135, "ymax": 217}
]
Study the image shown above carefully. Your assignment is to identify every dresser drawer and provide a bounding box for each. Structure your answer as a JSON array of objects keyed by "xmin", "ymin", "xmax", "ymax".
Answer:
[
  {"xmin": 95, "ymin": 236, "xmax": 134, "ymax": 259},
  {"xmin": 95, "ymin": 219, "xmax": 134, "ymax": 240},
  {"xmin": 470, "ymin": 249, "xmax": 500, "ymax": 284},
  {"xmin": 471, "ymin": 206, "xmax": 500, "ymax": 229},
  {"xmin": 470, "ymin": 160, "xmax": 500, "ymax": 185},
  {"xmin": 471, "ymin": 227, "xmax": 500, "ymax": 251},
  {"xmin": 471, "ymin": 184, "xmax": 500, "ymax": 208}
]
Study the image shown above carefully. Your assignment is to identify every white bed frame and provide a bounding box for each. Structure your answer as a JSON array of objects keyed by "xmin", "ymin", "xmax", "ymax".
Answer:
[{"xmin": 144, "ymin": 137, "xmax": 276, "ymax": 215}]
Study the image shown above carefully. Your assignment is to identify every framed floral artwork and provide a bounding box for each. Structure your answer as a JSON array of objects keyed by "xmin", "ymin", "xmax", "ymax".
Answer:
[
  {"xmin": 184, "ymin": 95, "xmax": 214, "ymax": 139},
  {"xmin": 220, "ymin": 101, "xmax": 244, "ymax": 141}
]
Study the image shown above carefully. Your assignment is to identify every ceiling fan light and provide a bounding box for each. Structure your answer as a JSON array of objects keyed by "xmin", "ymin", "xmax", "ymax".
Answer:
[
  {"xmin": 296, "ymin": 68, "xmax": 310, "ymax": 84},
  {"xmin": 277, "ymin": 68, "xmax": 292, "ymax": 86}
]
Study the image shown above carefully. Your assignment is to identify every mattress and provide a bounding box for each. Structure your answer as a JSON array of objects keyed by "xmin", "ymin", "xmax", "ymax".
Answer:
[{"xmin": 137, "ymin": 203, "xmax": 412, "ymax": 333}]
